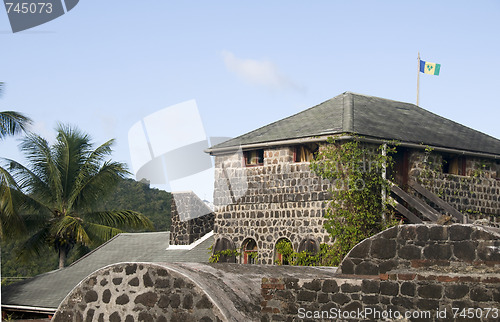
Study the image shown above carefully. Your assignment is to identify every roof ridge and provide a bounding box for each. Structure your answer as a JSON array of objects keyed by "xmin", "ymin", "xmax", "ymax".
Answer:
[{"xmin": 342, "ymin": 92, "xmax": 354, "ymax": 132}]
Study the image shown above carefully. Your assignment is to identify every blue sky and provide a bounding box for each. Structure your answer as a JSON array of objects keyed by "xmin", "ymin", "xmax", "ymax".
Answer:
[{"xmin": 1, "ymin": 1, "xmax": 499, "ymax": 194}]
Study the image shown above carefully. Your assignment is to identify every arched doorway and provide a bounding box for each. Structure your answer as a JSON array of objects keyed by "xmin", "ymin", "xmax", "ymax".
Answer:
[
  {"xmin": 242, "ymin": 238, "xmax": 258, "ymax": 264},
  {"xmin": 213, "ymin": 237, "xmax": 236, "ymax": 263},
  {"xmin": 298, "ymin": 238, "xmax": 320, "ymax": 254},
  {"xmin": 274, "ymin": 238, "xmax": 293, "ymax": 265}
]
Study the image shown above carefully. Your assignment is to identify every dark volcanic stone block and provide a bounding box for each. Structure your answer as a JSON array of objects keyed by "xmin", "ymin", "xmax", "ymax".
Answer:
[
  {"xmin": 84, "ymin": 290, "xmax": 98, "ymax": 303},
  {"xmin": 423, "ymin": 244, "xmax": 451, "ymax": 260},
  {"xmin": 331, "ymin": 293, "xmax": 350, "ymax": 305},
  {"xmin": 348, "ymin": 240, "xmax": 371, "ymax": 258},
  {"xmin": 361, "ymin": 280, "xmax": 380, "ymax": 294},
  {"xmin": 116, "ymin": 294, "xmax": 129, "ymax": 305},
  {"xmin": 400, "ymin": 282, "xmax": 415, "ymax": 297},
  {"xmin": 371, "ymin": 238, "xmax": 397, "ymax": 259},
  {"xmin": 134, "ymin": 292, "xmax": 158, "ymax": 307},
  {"xmin": 322, "ymin": 280, "xmax": 338, "ymax": 293},
  {"xmin": 449, "ymin": 225, "xmax": 472, "ymax": 241},
  {"xmin": 417, "ymin": 284, "xmax": 443, "ymax": 299},
  {"xmin": 452, "ymin": 241, "xmax": 476, "ymax": 262},
  {"xmin": 444, "ymin": 284, "xmax": 469, "ymax": 299},
  {"xmin": 470, "ymin": 287, "xmax": 492, "ymax": 302},
  {"xmin": 354, "ymin": 261, "xmax": 378, "ymax": 275},
  {"xmin": 380, "ymin": 282, "xmax": 398, "ymax": 296},
  {"xmin": 297, "ymin": 290, "xmax": 317, "ymax": 302},
  {"xmin": 429, "ymin": 226, "xmax": 448, "ymax": 240},
  {"xmin": 340, "ymin": 283, "xmax": 361, "ymax": 293},
  {"xmin": 398, "ymin": 245, "xmax": 422, "ymax": 260},
  {"xmin": 415, "ymin": 225, "xmax": 429, "ymax": 241},
  {"xmin": 303, "ymin": 280, "xmax": 322, "ymax": 291},
  {"xmin": 102, "ymin": 289, "xmax": 111, "ymax": 304}
]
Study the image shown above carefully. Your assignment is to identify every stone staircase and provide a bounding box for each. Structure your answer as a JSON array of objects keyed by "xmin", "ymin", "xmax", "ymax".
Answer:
[{"xmin": 389, "ymin": 180, "xmax": 467, "ymax": 224}]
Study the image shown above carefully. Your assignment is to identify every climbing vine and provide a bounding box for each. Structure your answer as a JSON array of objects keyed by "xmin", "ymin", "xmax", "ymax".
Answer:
[
  {"xmin": 309, "ymin": 136, "xmax": 398, "ymax": 264},
  {"xmin": 208, "ymin": 245, "xmax": 241, "ymax": 263},
  {"xmin": 274, "ymin": 240, "xmax": 337, "ymax": 266}
]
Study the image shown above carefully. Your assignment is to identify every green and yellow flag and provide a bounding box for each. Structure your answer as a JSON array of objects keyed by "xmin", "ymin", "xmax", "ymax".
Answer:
[{"xmin": 419, "ymin": 60, "xmax": 441, "ymax": 75}]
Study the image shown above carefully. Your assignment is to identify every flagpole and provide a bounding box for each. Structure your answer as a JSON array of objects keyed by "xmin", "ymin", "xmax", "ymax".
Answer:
[{"xmin": 417, "ymin": 52, "xmax": 420, "ymax": 106}]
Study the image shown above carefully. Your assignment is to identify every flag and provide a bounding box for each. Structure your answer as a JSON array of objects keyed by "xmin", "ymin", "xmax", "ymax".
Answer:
[{"xmin": 420, "ymin": 60, "xmax": 441, "ymax": 75}]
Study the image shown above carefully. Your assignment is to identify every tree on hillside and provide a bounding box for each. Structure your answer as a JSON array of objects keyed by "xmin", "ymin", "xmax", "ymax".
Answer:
[
  {"xmin": 1, "ymin": 81, "xmax": 33, "ymax": 239},
  {"xmin": 6, "ymin": 125, "xmax": 153, "ymax": 268}
]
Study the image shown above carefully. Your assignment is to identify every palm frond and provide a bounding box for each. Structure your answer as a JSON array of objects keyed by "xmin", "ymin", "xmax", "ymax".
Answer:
[
  {"xmin": 68, "ymin": 161, "xmax": 129, "ymax": 212},
  {"xmin": 16, "ymin": 226, "xmax": 51, "ymax": 261},
  {"xmin": 66, "ymin": 139, "xmax": 116, "ymax": 211},
  {"xmin": 0, "ymin": 111, "xmax": 32, "ymax": 140},
  {"xmin": 51, "ymin": 215, "xmax": 91, "ymax": 246},
  {"xmin": 82, "ymin": 222, "xmax": 124, "ymax": 244},
  {"xmin": 53, "ymin": 125, "xmax": 92, "ymax": 203},
  {"xmin": 4, "ymin": 158, "xmax": 53, "ymax": 204},
  {"xmin": 0, "ymin": 165, "xmax": 25, "ymax": 239},
  {"xmin": 84, "ymin": 210, "xmax": 153, "ymax": 231},
  {"xmin": 19, "ymin": 134, "xmax": 63, "ymax": 206}
]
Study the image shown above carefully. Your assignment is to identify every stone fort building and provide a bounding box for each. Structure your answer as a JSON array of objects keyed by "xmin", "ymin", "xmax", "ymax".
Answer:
[{"xmin": 205, "ymin": 92, "xmax": 500, "ymax": 265}]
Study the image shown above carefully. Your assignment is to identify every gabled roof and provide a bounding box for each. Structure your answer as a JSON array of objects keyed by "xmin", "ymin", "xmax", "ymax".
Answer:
[
  {"xmin": 207, "ymin": 92, "xmax": 500, "ymax": 156},
  {"xmin": 1, "ymin": 231, "xmax": 213, "ymax": 311}
]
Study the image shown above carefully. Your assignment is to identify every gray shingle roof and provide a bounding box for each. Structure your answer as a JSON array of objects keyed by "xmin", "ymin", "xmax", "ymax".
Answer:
[
  {"xmin": 1, "ymin": 231, "xmax": 213, "ymax": 311},
  {"xmin": 208, "ymin": 92, "xmax": 500, "ymax": 156}
]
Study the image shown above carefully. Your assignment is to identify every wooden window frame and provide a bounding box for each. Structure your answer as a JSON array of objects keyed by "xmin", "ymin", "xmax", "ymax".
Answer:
[
  {"xmin": 243, "ymin": 239, "xmax": 258, "ymax": 264},
  {"xmin": 293, "ymin": 144, "xmax": 319, "ymax": 163},
  {"xmin": 244, "ymin": 149, "xmax": 264, "ymax": 167},
  {"xmin": 442, "ymin": 155, "xmax": 466, "ymax": 176}
]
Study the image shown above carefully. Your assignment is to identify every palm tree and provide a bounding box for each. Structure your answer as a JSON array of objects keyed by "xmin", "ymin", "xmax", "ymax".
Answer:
[
  {"xmin": 7, "ymin": 125, "xmax": 153, "ymax": 268},
  {"xmin": 1, "ymin": 82, "xmax": 33, "ymax": 239}
]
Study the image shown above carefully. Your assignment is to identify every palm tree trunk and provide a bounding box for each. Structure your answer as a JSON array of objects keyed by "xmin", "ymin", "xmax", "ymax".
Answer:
[{"xmin": 58, "ymin": 248, "xmax": 67, "ymax": 269}]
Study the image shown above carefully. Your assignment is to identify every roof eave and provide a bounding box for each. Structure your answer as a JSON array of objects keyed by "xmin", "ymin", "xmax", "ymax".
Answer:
[
  {"xmin": 1, "ymin": 304, "xmax": 57, "ymax": 314},
  {"xmin": 206, "ymin": 134, "xmax": 500, "ymax": 159}
]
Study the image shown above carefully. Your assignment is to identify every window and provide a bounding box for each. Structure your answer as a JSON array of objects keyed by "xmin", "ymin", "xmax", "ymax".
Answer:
[
  {"xmin": 294, "ymin": 144, "xmax": 318, "ymax": 162},
  {"xmin": 242, "ymin": 238, "xmax": 258, "ymax": 264},
  {"xmin": 213, "ymin": 238, "xmax": 236, "ymax": 263},
  {"xmin": 244, "ymin": 149, "xmax": 264, "ymax": 166},
  {"xmin": 442, "ymin": 155, "xmax": 466, "ymax": 175}
]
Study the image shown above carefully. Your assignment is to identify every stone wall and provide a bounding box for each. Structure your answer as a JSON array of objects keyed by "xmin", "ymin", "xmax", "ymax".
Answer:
[
  {"xmin": 408, "ymin": 150, "xmax": 500, "ymax": 219},
  {"xmin": 52, "ymin": 225, "xmax": 500, "ymax": 321},
  {"xmin": 170, "ymin": 191, "xmax": 215, "ymax": 245},
  {"xmin": 52, "ymin": 262, "xmax": 334, "ymax": 322},
  {"xmin": 338, "ymin": 224, "xmax": 500, "ymax": 275},
  {"xmin": 52, "ymin": 263, "xmax": 225, "ymax": 322},
  {"xmin": 261, "ymin": 271, "xmax": 500, "ymax": 321},
  {"xmin": 213, "ymin": 146, "xmax": 332, "ymax": 264},
  {"xmin": 262, "ymin": 224, "xmax": 500, "ymax": 322}
]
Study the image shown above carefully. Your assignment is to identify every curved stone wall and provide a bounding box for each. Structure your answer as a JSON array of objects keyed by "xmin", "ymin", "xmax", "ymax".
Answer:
[
  {"xmin": 53, "ymin": 263, "xmax": 225, "ymax": 322},
  {"xmin": 52, "ymin": 262, "xmax": 335, "ymax": 322},
  {"xmin": 338, "ymin": 224, "xmax": 500, "ymax": 275},
  {"xmin": 262, "ymin": 224, "xmax": 500, "ymax": 321}
]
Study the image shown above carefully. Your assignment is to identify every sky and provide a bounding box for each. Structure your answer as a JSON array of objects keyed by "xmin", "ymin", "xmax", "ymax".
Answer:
[{"xmin": 1, "ymin": 0, "xmax": 499, "ymax": 199}]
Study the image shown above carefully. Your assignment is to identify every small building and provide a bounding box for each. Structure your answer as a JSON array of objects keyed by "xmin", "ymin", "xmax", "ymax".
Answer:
[{"xmin": 206, "ymin": 92, "xmax": 500, "ymax": 265}]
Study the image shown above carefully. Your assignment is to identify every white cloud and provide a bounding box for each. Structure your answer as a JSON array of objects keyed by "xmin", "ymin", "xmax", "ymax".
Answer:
[{"xmin": 221, "ymin": 50, "xmax": 305, "ymax": 92}]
